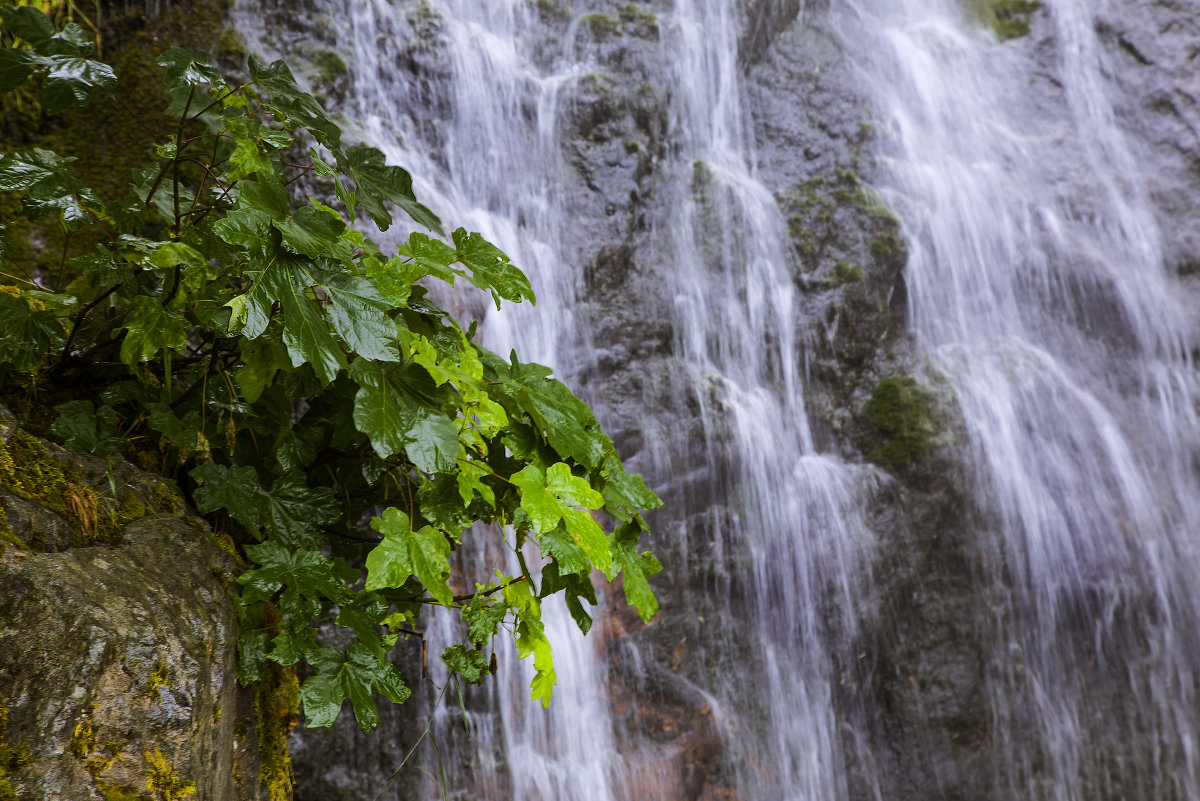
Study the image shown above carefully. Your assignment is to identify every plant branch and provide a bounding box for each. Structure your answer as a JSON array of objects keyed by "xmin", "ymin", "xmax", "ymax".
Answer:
[{"xmin": 56, "ymin": 283, "xmax": 120, "ymax": 365}]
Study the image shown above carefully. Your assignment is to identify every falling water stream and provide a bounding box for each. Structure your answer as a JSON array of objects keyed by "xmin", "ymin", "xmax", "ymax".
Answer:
[
  {"xmin": 234, "ymin": 0, "xmax": 1200, "ymax": 798},
  {"xmin": 847, "ymin": 0, "xmax": 1200, "ymax": 798}
]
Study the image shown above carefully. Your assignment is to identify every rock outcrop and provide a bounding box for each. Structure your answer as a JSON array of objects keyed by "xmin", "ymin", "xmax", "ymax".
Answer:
[{"xmin": 0, "ymin": 406, "xmax": 272, "ymax": 801}]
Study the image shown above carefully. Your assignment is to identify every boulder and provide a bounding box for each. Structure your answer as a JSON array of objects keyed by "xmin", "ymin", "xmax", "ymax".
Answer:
[{"xmin": 0, "ymin": 407, "xmax": 274, "ymax": 801}]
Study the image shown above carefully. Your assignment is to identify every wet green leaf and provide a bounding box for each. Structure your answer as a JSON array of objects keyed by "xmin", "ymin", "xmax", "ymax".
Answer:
[
  {"xmin": 441, "ymin": 644, "xmax": 490, "ymax": 684},
  {"xmin": 243, "ymin": 259, "xmax": 348, "ymax": 384},
  {"xmin": 300, "ymin": 642, "xmax": 410, "ymax": 731},
  {"xmin": 191, "ymin": 461, "xmax": 265, "ymax": 533},
  {"xmin": 349, "ymin": 359, "xmax": 457, "ymax": 472},
  {"xmin": 452, "ymin": 228, "xmax": 534, "ymax": 308},
  {"xmin": 49, "ymin": 400, "xmax": 123, "ymax": 458},
  {"xmin": 339, "ymin": 145, "xmax": 442, "ymax": 234},
  {"xmin": 250, "ymin": 55, "xmax": 342, "ymax": 153},
  {"xmin": 263, "ymin": 472, "xmax": 341, "ymax": 549},
  {"xmin": 118, "ymin": 296, "xmax": 189, "ymax": 366},
  {"xmin": 365, "ymin": 507, "xmax": 452, "ymax": 606}
]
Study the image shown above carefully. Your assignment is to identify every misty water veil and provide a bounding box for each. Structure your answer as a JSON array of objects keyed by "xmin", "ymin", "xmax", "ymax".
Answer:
[{"xmin": 234, "ymin": 0, "xmax": 1200, "ymax": 799}]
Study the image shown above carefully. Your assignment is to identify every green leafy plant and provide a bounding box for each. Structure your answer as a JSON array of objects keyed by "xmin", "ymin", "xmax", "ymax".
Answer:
[{"xmin": 0, "ymin": 5, "xmax": 660, "ymax": 732}]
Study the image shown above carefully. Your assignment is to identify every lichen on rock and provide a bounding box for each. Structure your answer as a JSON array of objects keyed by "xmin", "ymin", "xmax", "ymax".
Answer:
[{"xmin": 0, "ymin": 407, "xmax": 270, "ymax": 801}]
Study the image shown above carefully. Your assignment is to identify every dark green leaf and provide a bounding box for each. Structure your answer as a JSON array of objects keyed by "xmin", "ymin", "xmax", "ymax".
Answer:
[
  {"xmin": 0, "ymin": 292, "xmax": 62, "ymax": 372},
  {"xmin": 40, "ymin": 55, "xmax": 115, "ymax": 114},
  {"xmin": 275, "ymin": 205, "xmax": 349, "ymax": 260},
  {"xmin": 239, "ymin": 542, "xmax": 352, "ymax": 608},
  {"xmin": 0, "ymin": 147, "xmax": 74, "ymax": 193},
  {"xmin": 311, "ymin": 264, "xmax": 400, "ymax": 362},
  {"xmin": 0, "ymin": 48, "xmax": 33, "ymax": 93},
  {"xmin": 44, "ymin": 22, "xmax": 94, "ymax": 57},
  {"xmin": 338, "ymin": 145, "xmax": 442, "ymax": 234},
  {"xmin": 145, "ymin": 404, "xmax": 201, "ymax": 450},
  {"xmin": 300, "ymin": 641, "xmax": 410, "ymax": 731},
  {"xmin": 242, "ymin": 259, "xmax": 348, "ymax": 385},
  {"xmin": 538, "ymin": 561, "xmax": 596, "ymax": 634},
  {"xmin": 0, "ymin": 6, "xmax": 54, "ymax": 49},
  {"xmin": 236, "ymin": 334, "xmax": 292, "ymax": 403},
  {"xmin": 263, "ymin": 472, "xmax": 340, "ymax": 549},
  {"xmin": 190, "ymin": 461, "xmax": 265, "ymax": 533},
  {"xmin": 156, "ymin": 47, "xmax": 223, "ymax": 92},
  {"xmin": 349, "ymin": 359, "xmax": 457, "ymax": 472},
  {"xmin": 212, "ymin": 207, "xmax": 276, "ymax": 260},
  {"xmin": 237, "ymin": 628, "xmax": 271, "ymax": 684},
  {"xmin": 483, "ymin": 350, "xmax": 608, "ymax": 470},
  {"xmin": 335, "ymin": 591, "xmax": 391, "ymax": 662},
  {"xmin": 118, "ymin": 296, "xmax": 189, "ymax": 366},
  {"xmin": 274, "ymin": 425, "xmax": 324, "ymax": 472},
  {"xmin": 0, "ymin": 223, "xmax": 17, "ymax": 268},
  {"xmin": 49, "ymin": 400, "xmax": 123, "ymax": 458},
  {"xmin": 249, "ymin": 56, "xmax": 342, "ymax": 153},
  {"xmin": 268, "ymin": 624, "xmax": 321, "ymax": 667},
  {"xmin": 441, "ymin": 644, "xmax": 490, "ymax": 684}
]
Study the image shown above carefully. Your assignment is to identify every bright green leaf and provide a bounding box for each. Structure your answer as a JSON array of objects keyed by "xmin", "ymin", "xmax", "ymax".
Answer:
[
  {"xmin": 452, "ymin": 228, "xmax": 535, "ymax": 308},
  {"xmin": 365, "ymin": 507, "xmax": 452, "ymax": 606},
  {"xmin": 463, "ymin": 597, "xmax": 507, "ymax": 647}
]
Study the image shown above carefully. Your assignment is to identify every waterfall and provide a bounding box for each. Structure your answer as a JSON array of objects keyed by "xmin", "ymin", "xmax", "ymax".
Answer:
[
  {"xmin": 230, "ymin": 0, "xmax": 1200, "ymax": 798},
  {"xmin": 844, "ymin": 0, "xmax": 1200, "ymax": 798}
]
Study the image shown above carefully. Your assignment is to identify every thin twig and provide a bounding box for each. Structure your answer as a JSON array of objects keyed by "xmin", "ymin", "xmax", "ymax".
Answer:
[{"xmin": 57, "ymin": 283, "xmax": 120, "ymax": 364}]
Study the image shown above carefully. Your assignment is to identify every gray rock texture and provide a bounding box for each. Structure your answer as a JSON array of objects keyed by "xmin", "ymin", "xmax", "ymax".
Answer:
[{"xmin": 0, "ymin": 407, "xmax": 269, "ymax": 801}]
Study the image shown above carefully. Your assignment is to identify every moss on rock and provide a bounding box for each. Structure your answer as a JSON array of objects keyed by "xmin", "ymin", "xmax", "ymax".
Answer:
[
  {"xmin": 962, "ymin": 0, "xmax": 1042, "ymax": 40},
  {"xmin": 0, "ymin": 426, "xmax": 155, "ymax": 549},
  {"xmin": 860, "ymin": 376, "xmax": 950, "ymax": 470}
]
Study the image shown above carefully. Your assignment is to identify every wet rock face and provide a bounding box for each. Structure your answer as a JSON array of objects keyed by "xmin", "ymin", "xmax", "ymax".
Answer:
[
  {"xmin": 1089, "ymin": 0, "xmax": 1200, "ymax": 280},
  {"xmin": 0, "ymin": 410, "xmax": 264, "ymax": 801}
]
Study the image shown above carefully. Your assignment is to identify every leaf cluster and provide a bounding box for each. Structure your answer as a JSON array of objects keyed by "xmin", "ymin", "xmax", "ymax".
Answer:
[{"xmin": 0, "ymin": 7, "xmax": 661, "ymax": 730}]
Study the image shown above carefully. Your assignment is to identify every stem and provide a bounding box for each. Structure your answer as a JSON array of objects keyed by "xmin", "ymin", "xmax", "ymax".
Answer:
[
  {"xmin": 54, "ymin": 224, "xmax": 72, "ymax": 290},
  {"xmin": 169, "ymin": 344, "xmax": 236, "ymax": 410},
  {"xmin": 0, "ymin": 271, "xmax": 46, "ymax": 290},
  {"xmin": 187, "ymin": 84, "xmax": 247, "ymax": 123},
  {"xmin": 516, "ymin": 549, "xmax": 537, "ymax": 596},
  {"xmin": 62, "ymin": 185, "xmax": 115, "ymax": 241},
  {"xmin": 162, "ymin": 264, "xmax": 183, "ymax": 308},
  {"xmin": 56, "ymin": 283, "xmax": 120, "ymax": 364},
  {"xmin": 455, "ymin": 456, "xmax": 513, "ymax": 485},
  {"xmin": 163, "ymin": 350, "xmax": 173, "ymax": 403},
  {"xmin": 171, "ymin": 85, "xmax": 196, "ymax": 239}
]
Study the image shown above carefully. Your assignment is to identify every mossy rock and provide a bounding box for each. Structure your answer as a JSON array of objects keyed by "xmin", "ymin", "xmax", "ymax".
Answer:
[
  {"xmin": 0, "ymin": 405, "xmax": 270, "ymax": 799},
  {"xmin": 581, "ymin": 12, "xmax": 620, "ymax": 37},
  {"xmin": 0, "ymin": 406, "xmax": 185, "ymax": 551},
  {"xmin": 961, "ymin": 0, "xmax": 1042, "ymax": 40},
  {"xmin": 859, "ymin": 376, "xmax": 951, "ymax": 471}
]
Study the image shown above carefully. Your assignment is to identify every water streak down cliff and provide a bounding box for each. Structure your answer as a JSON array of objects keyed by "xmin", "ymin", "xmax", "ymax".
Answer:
[{"xmin": 234, "ymin": 0, "xmax": 1200, "ymax": 798}]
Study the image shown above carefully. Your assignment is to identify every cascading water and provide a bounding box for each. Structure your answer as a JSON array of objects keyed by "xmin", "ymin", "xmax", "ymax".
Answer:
[
  {"xmin": 845, "ymin": 0, "xmax": 1200, "ymax": 798},
  {"xmin": 232, "ymin": 0, "xmax": 1200, "ymax": 798}
]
